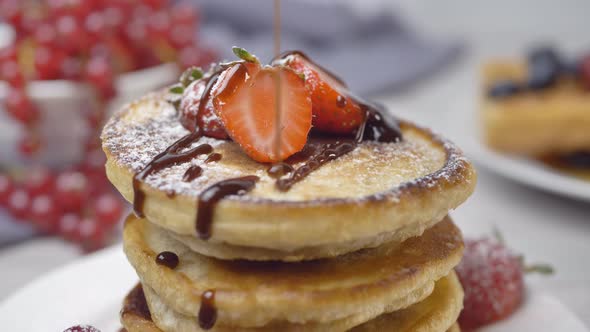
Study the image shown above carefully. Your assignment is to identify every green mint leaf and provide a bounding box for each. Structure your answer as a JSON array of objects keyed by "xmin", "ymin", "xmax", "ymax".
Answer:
[
  {"xmin": 232, "ymin": 46, "xmax": 259, "ymax": 63},
  {"xmin": 169, "ymin": 85, "xmax": 184, "ymax": 94}
]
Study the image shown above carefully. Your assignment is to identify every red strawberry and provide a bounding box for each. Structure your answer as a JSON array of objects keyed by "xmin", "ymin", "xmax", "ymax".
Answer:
[
  {"xmin": 179, "ymin": 78, "xmax": 228, "ymax": 139},
  {"xmin": 279, "ymin": 53, "xmax": 364, "ymax": 134},
  {"xmin": 212, "ymin": 63, "xmax": 312, "ymax": 162},
  {"xmin": 456, "ymin": 238, "xmax": 524, "ymax": 330},
  {"xmin": 178, "ymin": 62, "xmax": 260, "ymax": 140}
]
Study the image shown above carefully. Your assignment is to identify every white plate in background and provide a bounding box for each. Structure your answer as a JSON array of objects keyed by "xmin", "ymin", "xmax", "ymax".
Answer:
[
  {"xmin": 443, "ymin": 106, "xmax": 590, "ymax": 202},
  {"xmin": 0, "ymin": 246, "xmax": 586, "ymax": 332}
]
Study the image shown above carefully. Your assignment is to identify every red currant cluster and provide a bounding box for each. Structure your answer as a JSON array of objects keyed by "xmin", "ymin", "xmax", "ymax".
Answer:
[
  {"xmin": 0, "ymin": 160, "xmax": 125, "ymax": 251},
  {"xmin": 0, "ymin": 0, "xmax": 216, "ymax": 250}
]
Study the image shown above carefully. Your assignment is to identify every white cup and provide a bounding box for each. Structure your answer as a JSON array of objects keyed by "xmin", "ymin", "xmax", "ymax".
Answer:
[{"xmin": 0, "ymin": 63, "xmax": 180, "ymax": 167}]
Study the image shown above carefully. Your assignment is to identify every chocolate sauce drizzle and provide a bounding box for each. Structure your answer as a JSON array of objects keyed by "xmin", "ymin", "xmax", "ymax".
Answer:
[
  {"xmin": 267, "ymin": 162, "xmax": 294, "ymax": 178},
  {"xmin": 182, "ymin": 165, "xmax": 203, "ymax": 182},
  {"xmin": 198, "ymin": 290, "xmax": 217, "ymax": 330},
  {"xmin": 205, "ymin": 153, "xmax": 222, "ymax": 163},
  {"xmin": 196, "ymin": 176, "xmax": 259, "ymax": 239},
  {"xmin": 276, "ymin": 141, "xmax": 356, "ymax": 191},
  {"xmin": 132, "ymin": 132, "xmax": 211, "ymax": 217},
  {"xmin": 155, "ymin": 251, "xmax": 179, "ymax": 269}
]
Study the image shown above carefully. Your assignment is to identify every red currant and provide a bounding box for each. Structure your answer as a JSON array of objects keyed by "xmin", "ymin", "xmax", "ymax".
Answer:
[
  {"xmin": 30, "ymin": 195, "xmax": 60, "ymax": 234},
  {"xmin": 102, "ymin": 6, "xmax": 125, "ymax": 31},
  {"xmin": 0, "ymin": 45, "xmax": 17, "ymax": 63},
  {"xmin": 55, "ymin": 15, "xmax": 89, "ymax": 53},
  {"xmin": 78, "ymin": 217, "xmax": 107, "ymax": 250},
  {"xmin": 19, "ymin": 134, "xmax": 42, "ymax": 157},
  {"xmin": 7, "ymin": 189, "xmax": 30, "ymax": 220},
  {"xmin": 5, "ymin": 88, "xmax": 39, "ymax": 124},
  {"xmin": 34, "ymin": 46, "xmax": 65, "ymax": 80},
  {"xmin": 93, "ymin": 193, "xmax": 124, "ymax": 226},
  {"xmin": 147, "ymin": 11, "xmax": 171, "ymax": 39},
  {"xmin": 33, "ymin": 23, "xmax": 58, "ymax": 47},
  {"xmin": 169, "ymin": 23, "xmax": 195, "ymax": 49},
  {"xmin": 60, "ymin": 56, "xmax": 83, "ymax": 80},
  {"xmin": 0, "ymin": 0, "xmax": 23, "ymax": 29},
  {"xmin": 0, "ymin": 59, "xmax": 25, "ymax": 88},
  {"xmin": 85, "ymin": 11, "xmax": 107, "ymax": 43},
  {"xmin": 24, "ymin": 167, "xmax": 55, "ymax": 196},
  {"xmin": 55, "ymin": 171, "xmax": 89, "ymax": 212},
  {"xmin": 170, "ymin": 1, "xmax": 198, "ymax": 26},
  {"xmin": 0, "ymin": 174, "xmax": 15, "ymax": 206},
  {"xmin": 84, "ymin": 56, "xmax": 116, "ymax": 99},
  {"xmin": 58, "ymin": 213, "xmax": 82, "ymax": 242},
  {"xmin": 143, "ymin": 0, "xmax": 169, "ymax": 10}
]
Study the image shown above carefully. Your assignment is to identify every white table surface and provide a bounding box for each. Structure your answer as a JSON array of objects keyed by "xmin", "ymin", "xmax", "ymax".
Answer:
[{"xmin": 0, "ymin": 0, "xmax": 589, "ymax": 328}]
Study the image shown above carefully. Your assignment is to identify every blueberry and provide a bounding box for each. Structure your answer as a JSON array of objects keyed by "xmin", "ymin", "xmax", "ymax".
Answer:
[
  {"xmin": 527, "ymin": 46, "xmax": 561, "ymax": 90},
  {"xmin": 561, "ymin": 151, "xmax": 590, "ymax": 168},
  {"xmin": 487, "ymin": 80, "xmax": 522, "ymax": 99},
  {"xmin": 561, "ymin": 60, "xmax": 580, "ymax": 76}
]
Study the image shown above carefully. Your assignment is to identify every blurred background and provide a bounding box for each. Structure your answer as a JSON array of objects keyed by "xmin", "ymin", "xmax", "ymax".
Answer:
[{"xmin": 0, "ymin": 0, "xmax": 589, "ymax": 327}]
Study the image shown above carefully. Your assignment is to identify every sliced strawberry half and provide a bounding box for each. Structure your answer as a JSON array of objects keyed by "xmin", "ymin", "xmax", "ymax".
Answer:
[
  {"xmin": 179, "ymin": 62, "xmax": 260, "ymax": 139},
  {"xmin": 212, "ymin": 63, "xmax": 312, "ymax": 162},
  {"xmin": 278, "ymin": 52, "xmax": 364, "ymax": 134},
  {"xmin": 179, "ymin": 78, "xmax": 228, "ymax": 139}
]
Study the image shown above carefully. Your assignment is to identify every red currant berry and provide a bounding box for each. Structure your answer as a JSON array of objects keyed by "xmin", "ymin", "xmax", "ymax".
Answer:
[
  {"xmin": 102, "ymin": 5, "xmax": 125, "ymax": 30},
  {"xmin": 93, "ymin": 193, "xmax": 123, "ymax": 226},
  {"xmin": 63, "ymin": 325, "xmax": 101, "ymax": 332},
  {"xmin": 0, "ymin": 174, "xmax": 15, "ymax": 206},
  {"xmin": 55, "ymin": 171, "xmax": 89, "ymax": 212},
  {"xmin": 0, "ymin": 45, "xmax": 17, "ymax": 63},
  {"xmin": 143, "ymin": 0, "xmax": 169, "ymax": 10},
  {"xmin": 5, "ymin": 88, "xmax": 39, "ymax": 124},
  {"xmin": 19, "ymin": 134, "xmax": 42, "ymax": 157},
  {"xmin": 124, "ymin": 19, "xmax": 148, "ymax": 45},
  {"xmin": 85, "ymin": 11, "xmax": 107, "ymax": 42},
  {"xmin": 7, "ymin": 189, "xmax": 30, "ymax": 220},
  {"xmin": 30, "ymin": 195, "xmax": 60, "ymax": 234},
  {"xmin": 169, "ymin": 23, "xmax": 195, "ymax": 49},
  {"xmin": 147, "ymin": 10, "xmax": 171, "ymax": 39},
  {"xmin": 178, "ymin": 45, "xmax": 201, "ymax": 69},
  {"xmin": 84, "ymin": 56, "xmax": 116, "ymax": 99},
  {"xmin": 55, "ymin": 15, "xmax": 89, "ymax": 53},
  {"xmin": 23, "ymin": 167, "xmax": 55, "ymax": 196},
  {"xmin": 60, "ymin": 56, "xmax": 83, "ymax": 80},
  {"xmin": 78, "ymin": 217, "xmax": 107, "ymax": 250},
  {"xmin": 0, "ymin": 59, "xmax": 25, "ymax": 88},
  {"xmin": 170, "ymin": 1, "xmax": 198, "ymax": 26},
  {"xmin": 33, "ymin": 23, "xmax": 58, "ymax": 47},
  {"xmin": 0, "ymin": 0, "xmax": 23, "ymax": 29},
  {"xmin": 58, "ymin": 213, "xmax": 81, "ymax": 242},
  {"xmin": 34, "ymin": 46, "xmax": 65, "ymax": 80}
]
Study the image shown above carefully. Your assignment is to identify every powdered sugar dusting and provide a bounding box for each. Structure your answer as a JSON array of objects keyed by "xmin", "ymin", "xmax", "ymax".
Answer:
[{"xmin": 102, "ymin": 93, "xmax": 473, "ymax": 203}]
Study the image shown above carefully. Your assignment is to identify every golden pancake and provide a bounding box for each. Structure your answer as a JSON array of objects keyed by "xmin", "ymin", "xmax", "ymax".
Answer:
[
  {"xmin": 350, "ymin": 272, "xmax": 463, "ymax": 332},
  {"xmin": 159, "ymin": 216, "xmax": 441, "ymax": 262},
  {"xmin": 481, "ymin": 60, "xmax": 590, "ymax": 155},
  {"xmin": 121, "ymin": 273, "xmax": 462, "ymax": 332},
  {"xmin": 123, "ymin": 214, "xmax": 463, "ymax": 328},
  {"xmin": 102, "ymin": 91, "xmax": 476, "ymax": 259}
]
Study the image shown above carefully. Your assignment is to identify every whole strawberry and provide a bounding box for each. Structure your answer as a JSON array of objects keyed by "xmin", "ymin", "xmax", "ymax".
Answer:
[
  {"xmin": 456, "ymin": 237, "xmax": 553, "ymax": 331},
  {"xmin": 456, "ymin": 238, "xmax": 524, "ymax": 330}
]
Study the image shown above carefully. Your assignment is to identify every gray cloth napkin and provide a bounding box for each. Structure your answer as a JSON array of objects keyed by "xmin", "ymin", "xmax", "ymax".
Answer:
[
  {"xmin": 197, "ymin": 0, "xmax": 463, "ymax": 95},
  {"xmin": 0, "ymin": 1, "xmax": 463, "ymax": 246}
]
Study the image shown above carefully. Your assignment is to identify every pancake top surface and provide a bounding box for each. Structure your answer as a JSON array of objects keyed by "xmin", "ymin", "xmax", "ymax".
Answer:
[{"xmin": 102, "ymin": 91, "xmax": 472, "ymax": 204}]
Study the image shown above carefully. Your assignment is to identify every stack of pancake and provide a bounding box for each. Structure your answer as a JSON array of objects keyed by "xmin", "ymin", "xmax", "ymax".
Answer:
[{"xmin": 101, "ymin": 92, "xmax": 477, "ymax": 332}]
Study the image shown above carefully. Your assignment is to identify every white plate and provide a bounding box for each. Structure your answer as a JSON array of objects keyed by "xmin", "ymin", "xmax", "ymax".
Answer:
[
  {"xmin": 444, "ymin": 106, "xmax": 590, "ymax": 202},
  {"xmin": 0, "ymin": 246, "xmax": 587, "ymax": 332}
]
